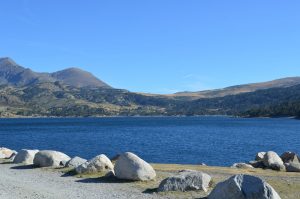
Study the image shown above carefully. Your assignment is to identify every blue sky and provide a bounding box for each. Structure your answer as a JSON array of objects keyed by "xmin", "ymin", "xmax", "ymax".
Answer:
[{"xmin": 0, "ymin": 1, "xmax": 300, "ymax": 93}]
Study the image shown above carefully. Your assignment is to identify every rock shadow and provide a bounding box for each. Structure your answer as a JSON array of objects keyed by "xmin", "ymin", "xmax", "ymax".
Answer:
[
  {"xmin": 10, "ymin": 165, "xmax": 36, "ymax": 170},
  {"xmin": 76, "ymin": 176, "xmax": 133, "ymax": 184},
  {"xmin": 0, "ymin": 161, "xmax": 13, "ymax": 164},
  {"xmin": 61, "ymin": 169, "xmax": 77, "ymax": 177},
  {"xmin": 142, "ymin": 188, "xmax": 158, "ymax": 194}
]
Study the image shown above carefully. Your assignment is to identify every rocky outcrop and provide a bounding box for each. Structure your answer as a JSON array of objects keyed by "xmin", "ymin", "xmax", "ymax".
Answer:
[
  {"xmin": 66, "ymin": 156, "xmax": 87, "ymax": 168},
  {"xmin": 158, "ymin": 170, "xmax": 211, "ymax": 192},
  {"xmin": 208, "ymin": 174, "xmax": 281, "ymax": 199},
  {"xmin": 231, "ymin": 163, "xmax": 254, "ymax": 169},
  {"xmin": 114, "ymin": 152, "xmax": 156, "ymax": 181},
  {"xmin": 33, "ymin": 150, "xmax": 70, "ymax": 167},
  {"xmin": 75, "ymin": 154, "xmax": 113, "ymax": 174},
  {"xmin": 280, "ymin": 152, "xmax": 300, "ymax": 164},
  {"xmin": 13, "ymin": 149, "xmax": 39, "ymax": 165},
  {"xmin": 263, "ymin": 151, "xmax": 285, "ymax": 171}
]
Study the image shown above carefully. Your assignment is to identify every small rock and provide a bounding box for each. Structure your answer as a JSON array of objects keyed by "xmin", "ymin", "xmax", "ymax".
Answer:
[
  {"xmin": 114, "ymin": 152, "xmax": 156, "ymax": 181},
  {"xmin": 66, "ymin": 156, "xmax": 87, "ymax": 168},
  {"xmin": 33, "ymin": 150, "xmax": 71, "ymax": 167},
  {"xmin": 263, "ymin": 151, "xmax": 285, "ymax": 171},
  {"xmin": 249, "ymin": 160, "xmax": 265, "ymax": 168},
  {"xmin": 13, "ymin": 149, "xmax": 39, "ymax": 165},
  {"xmin": 0, "ymin": 147, "xmax": 15, "ymax": 159},
  {"xmin": 285, "ymin": 162, "xmax": 300, "ymax": 172},
  {"xmin": 208, "ymin": 174, "xmax": 281, "ymax": 199},
  {"xmin": 76, "ymin": 154, "xmax": 113, "ymax": 174},
  {"xmin": 231, "ymin": 163, "xmax": 254, "ymax": 169},
  {"xmin": 158, "ymin": 170, "xmax": 211, "ymax": 192}
]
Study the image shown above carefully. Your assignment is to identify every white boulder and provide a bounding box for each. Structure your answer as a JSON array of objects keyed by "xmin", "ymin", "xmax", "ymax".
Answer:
[
  {"xmin": 66, "ymin": 156, "xmax": 87, "ymax": 168},
  {"xmin": 13, "ymin": 149, "xmax": 39, "ymax": 165},
  {"xmin": 76, "ymin": 154, "xmax": 113, "ymax": 174},
  {"xmin": 0, "ymin": 147, "xmax": 16, "ymax": 159},
  {"xmin": 208, "ymin": 174, "xmax": 281, "ymax": 199},
  {"xmin": 114, "ymin": 152, "xmax": 156, "ymax": 181},
  {"xmin": 263, "ymin": 151, "xmax": 285, "ymax": 171},
  {"xmin": 158, "ymin": 170, "xmax": 211, "ymax": 192},
  {"xmin": 33, "ymin": 150, "xmax": 71, "ymax": 167}
]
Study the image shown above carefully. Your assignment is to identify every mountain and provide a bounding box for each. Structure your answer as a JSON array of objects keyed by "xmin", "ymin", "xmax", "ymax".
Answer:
[
  {"xmin": 0, "ymin": 57, "xmax": 111, "ymax": 88},
  {"xmin": 1, "ymin": 57, "xmax": 300, "ymax": 118},
  {"xmin": 1, "ymin": 80, "xmax": 300, "ymax": 117},
  {"xmin": 171, "ymin": 77, "xmax": 300, "ymax": 100},
  {"xmin": 168, "ymin": 84, "xmax": 300, "ymax": 117},
  {"xmin": 51, "ymin": 67, "xmax": 111, "ymax": 88}
]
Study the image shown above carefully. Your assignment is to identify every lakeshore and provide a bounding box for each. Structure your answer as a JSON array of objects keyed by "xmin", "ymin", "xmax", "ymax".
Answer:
[{"xmin": 1, "ymin": 159, "xmax": 300, "ymax": 199}]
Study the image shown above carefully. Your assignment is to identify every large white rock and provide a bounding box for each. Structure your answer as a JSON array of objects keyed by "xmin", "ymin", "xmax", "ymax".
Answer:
[
  {"xmin": 76, "ymin": 154, "xmax": 113, "ymax": 174},
  {"xmin": 158, "ymin": 170, "xmax": 211, "ymax": 192},
  {"xmin": 114, "ymin": 152, "xmax": 156, "ymax": 181},
  {"xmin": 0, "ymin": 147, "xmax": 16, "ymax": 159},
  {"xmin": 208, "ymin": 174, "xmax": 281, "ymax": 199},
  {"xmin": 263, "ymin": 151, "xmax": 285, "ymax": 171},
  {"xmin": 33, "ymin": 150, "xmax": 71, "ymax": 167},
  {"xmin": 13, "ymin": 149, "xmax": 39, "ymax": 165},
  {"xmin": 66, "ymin": 156, "xmax": 87, "ymax": 168}
]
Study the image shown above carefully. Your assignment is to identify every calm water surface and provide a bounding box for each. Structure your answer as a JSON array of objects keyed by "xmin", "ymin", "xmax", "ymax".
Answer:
[{"xmin": 0, "ymin": 117, "xmax": 299, "ymax": 166}]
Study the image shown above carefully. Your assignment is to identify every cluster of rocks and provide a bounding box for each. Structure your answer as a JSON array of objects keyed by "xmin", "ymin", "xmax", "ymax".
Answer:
[
  {"xmin": 0, "ymin": 147, "xmax": 282, "ymax": 198},
  {"xmin": 0, "ymin": 147, "xmax": 156, "ymax": 182},
  {"xmin": 231, "ymin": 151, "xmax": 300, "ymax": 172}
]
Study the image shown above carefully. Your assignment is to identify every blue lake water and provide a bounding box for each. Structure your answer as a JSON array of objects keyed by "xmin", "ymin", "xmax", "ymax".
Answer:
[{"xmin": 0, "ymin": 117, "xmax": 299, "ymax": 166}]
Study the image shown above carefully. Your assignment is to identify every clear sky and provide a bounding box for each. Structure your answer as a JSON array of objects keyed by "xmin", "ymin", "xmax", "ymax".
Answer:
[{"xmin": 0, "ymin": 1, "xmax": 300, "ymax": 93}]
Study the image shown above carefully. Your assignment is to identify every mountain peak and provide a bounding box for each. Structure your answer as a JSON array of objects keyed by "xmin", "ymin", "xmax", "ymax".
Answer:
[
  {"xmin": 0, "ymin": 57, "xmax": 112, "ymax": 88},
  {"xmin": 51, "ymin": 67, "xmax": 111, "ymax": 88},
  {"xmin": 0, "ymin": 57, "xmax": 19, "ymax": 67}
]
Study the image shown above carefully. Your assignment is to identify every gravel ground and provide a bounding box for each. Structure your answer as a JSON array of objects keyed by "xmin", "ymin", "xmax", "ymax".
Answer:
[
  {"xmin": 2, "ymin": 161, "xmax": 300, "ymax": 199},
  {"xmin": 0, "ymin": 163, "xmax": 163, "ymax": 199}
]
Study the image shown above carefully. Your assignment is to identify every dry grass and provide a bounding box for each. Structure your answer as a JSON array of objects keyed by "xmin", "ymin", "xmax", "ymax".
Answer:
[
  {"xmin": 150, "ymin": 164, "xmax": 300, "ymax": 199},
  {"xmin": 54, "ymin": 163, "xmax": 300, "ymax": 198}
]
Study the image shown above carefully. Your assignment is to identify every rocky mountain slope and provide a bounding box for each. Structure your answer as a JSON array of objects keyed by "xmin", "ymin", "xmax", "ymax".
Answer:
[
  {"xmin": 171, "ymin": 77, "xmax": 300, "ymax": 100},
  {"xmin": 0, "ymin": 57, "xmax": 110, "ymax": 88},
  {"xmin": 0, "ymin": 57, "xmax": 300, "ymax": 117}
]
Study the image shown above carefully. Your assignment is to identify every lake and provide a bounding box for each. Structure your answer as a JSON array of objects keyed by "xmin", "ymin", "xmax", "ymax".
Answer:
[{"xmin": 0, "ymin": 116, "xmax": 299, "ymax": 166}]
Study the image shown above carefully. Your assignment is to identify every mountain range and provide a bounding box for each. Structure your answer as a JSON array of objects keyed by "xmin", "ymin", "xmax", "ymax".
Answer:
[
  {"xmin": 0, "ymin": 57, "xmax": 110, "ymax": 88},
  {"xmin": 0, "ymin": 57, "xmax": 300, "ymax": 118}
]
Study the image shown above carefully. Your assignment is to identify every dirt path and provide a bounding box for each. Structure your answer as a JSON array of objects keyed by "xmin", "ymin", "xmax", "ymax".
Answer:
[{"xmin": 0, "ymin": 163, "xmax": 162, "ymax": 199}]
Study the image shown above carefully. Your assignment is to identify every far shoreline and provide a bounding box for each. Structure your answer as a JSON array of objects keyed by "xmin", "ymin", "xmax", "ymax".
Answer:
[{"xmin": 0, "ymin": 115, "xmax": 297, "ymax": 120}]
